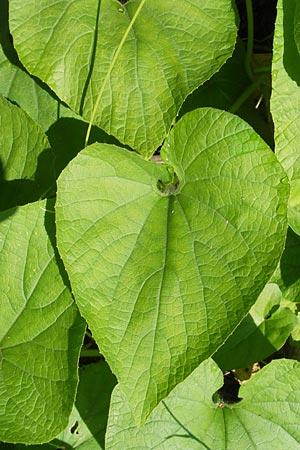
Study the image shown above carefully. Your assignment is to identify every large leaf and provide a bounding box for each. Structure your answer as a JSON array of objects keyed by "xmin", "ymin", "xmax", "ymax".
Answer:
[
  {"xmin": 0, "ymin": 200, "xmax": 85, "ymax": 444},
  {"xmin": 0, "ymin": 2, "xmax": 120, "ymax": 179},
  {"xmin": 0, "ymin": 95, "xmax": 53, "ymax": 210},
  {"xmin": 271, "ymin": 0, "xmax": 300, "ymax": 235},
  {"xmin": 0, "ymin": 47, "xmax": 120, "ymax": 184},
  {"xmin": 106, "ymin": 358, "xmax": 300, "ymax": 449},
  {"xmin": 56, "ymin": 107, "xmax": 288, "ymax": 424},
  {"xmin": 2, "ymin": 361, "xmax": 116, "ymax": 449},
  {"xmin": 213, "ymin": 283, "xmax": 297, "ymax": 370},
  {"xmin": 9, "ymin": 0, "xmax": 237, "ymax": 157}
]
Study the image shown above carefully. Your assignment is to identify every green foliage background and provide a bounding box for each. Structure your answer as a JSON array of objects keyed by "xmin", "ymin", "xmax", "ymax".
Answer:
[{"xmin": 1, "ymin": 0, "xmax": 300, "ymax": 448}]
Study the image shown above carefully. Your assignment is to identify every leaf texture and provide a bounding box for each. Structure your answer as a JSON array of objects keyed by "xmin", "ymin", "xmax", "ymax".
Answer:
[{"xmin": 56, "ymin": 108, "xmax": 289, "ymax": 424}]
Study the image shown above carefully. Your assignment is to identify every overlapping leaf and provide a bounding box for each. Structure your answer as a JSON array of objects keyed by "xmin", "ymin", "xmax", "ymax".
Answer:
[
  {"xmin": 106, "ymin": 358, "xmax": 300, "ymax": 449},
  {"xmin": 0, "ymin": 0, "xmax": 72, "ymax": 131},
  {"xmin": 0, "ymin": 95, "xmax": 54, "ymax": 210},
  {"xmin": 0, "ymin": 201, "xmax": 85, "ymax": 444},
  {"xmin": 0, "ymin": 45, "xmax": 64, "ymax": 133},
  {"xmin": 271, "ymin": 227, "xmax": 300, "ymax": 302},
  {"xmin": 179, "ymin": 37, "xmax": 274, "ymax": 147},
  {"xmin": 54, "ymin": 361, "xmax": 117, "ymax": 449},
  {"xmin": 56, "ymin": 107, "xmax": 289, "ymax": 424},
  {"xmin": 214, "ymin": 283, "xmax": 296, "ymax": 370},
  {"xmin": 0, "ymin": 1, "xmax": 123, "ymax": 179},
  {"xmin": 9, "ymin": 0, "xmax": 237, "ymax": 157},
  {"xmin": 271, "ymin": 0, "xmax": 300, "ymax": 235}
]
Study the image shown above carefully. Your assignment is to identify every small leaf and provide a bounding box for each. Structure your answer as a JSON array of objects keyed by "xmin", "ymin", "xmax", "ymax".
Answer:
[
  {"xmin": 0, "ymin": 200, "xmax": 85, "ymax": 444},
  {"xmin": 56, "ymin": 108, "xmax": 289, "ymax": 424},
  {"xmin": 214, "ymin": 283, "xmax": 297, "ymax": 370},
  {"xmin": 271, "ymin": 227, "xmax": 300, "ymax": 302},
  {"xmin": 9, "ymin": 0, "xmax": 237, "ymax": 156},
  {"xmin": 106, "ymin": 358, "xmax": 300, "ymax": 449},
  {"xmin": 54, "ymin": 361, "xmax": 117, "ymax": 449},
  {"xmin": 0, "ymin": 95, "xmax": 54, "ymax": 210}
]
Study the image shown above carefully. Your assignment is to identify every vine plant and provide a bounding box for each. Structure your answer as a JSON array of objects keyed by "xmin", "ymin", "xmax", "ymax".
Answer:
[{"xmin": 1, "ymin": 0, "xmax": 300, "ymax": 449}]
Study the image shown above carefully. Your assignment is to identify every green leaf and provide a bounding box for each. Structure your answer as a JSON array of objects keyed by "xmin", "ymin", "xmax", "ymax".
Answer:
[
  {"xmin": 54, "ymin": 361, "xmax": 117, "ymax": 449},
  {"xmin": 0, "ymin": 5, "xmax": 119, "ymax": 178},
  {"xmin": 9, "ymin": 0, "xmax": 237, "ymax": 157},
  {"xmin": 0, "ymin": 95, "xmax": 55, "ymax": 210},
  {"xmin": 106, "ymin": 358, "xmax": 300, "ymax": 449},
  {"xmin": 0, "ymin": 200, "xmax": 85, "ymax": 444},
  {"xmin": 287, "ymin": 179, "xmax": 300, "ymax": 234},
  {"xmin": 294, "ymin": 0, "xmax": 300, "ymax": 57},
  {"xmin": 178, "ymin": 39, "xmax": 250, "ymax": 117},
  {"xmin": 0, "ymin": 0, "xmax": 71, "ymax": 133},
  {"xmin": 0, "ymin": 44, "xmax": 69, "ymax": 133},
  {"xmin": 213, "ymin": 283, "xmax": 297, "ymax": 370},
  {"xmin": 271, "ymin": 0, "xmax": 300, "ymax": 235},
  {"xmin": 179, "ymin": 39, "xmax": 274, "ymax": 148},
  {"xmin": 0, "ymin": 444, "xmax": 54, "ymax": 450},
  {"xmin": 56, "ymin": 107, "xmax": 289, "ymax": 425},
  {"xmin": 46, "ymin": 117, "xmax": 122, "ymax": 180},
  {"xmin": 271, "ymin": 227, "xmax": 300, "ymax": 302}
]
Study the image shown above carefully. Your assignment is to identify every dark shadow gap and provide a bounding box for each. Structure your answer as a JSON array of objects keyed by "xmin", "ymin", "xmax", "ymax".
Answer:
[{"xmin": 212, "ymin": 371, "xmax": 242, "ymax": 405}]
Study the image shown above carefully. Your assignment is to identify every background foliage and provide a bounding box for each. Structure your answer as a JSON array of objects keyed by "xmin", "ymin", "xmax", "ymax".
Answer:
[{"xmin": 1, "ymin": 0, "xmax": 300, "ymax": 448}]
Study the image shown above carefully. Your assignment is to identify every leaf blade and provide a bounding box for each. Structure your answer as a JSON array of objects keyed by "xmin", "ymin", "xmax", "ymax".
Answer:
[
  {"xmin": 9, "ymin": 0, "xmax": 238, "ymax": 156},
  {"xmin": 106, "ymin": 359, "xmax": 300, "ymax": 450},
  {"xmin": 56, "ymin": 108, "xmax": 289, "ymax": 425},
  {"xmin": 0, "ymin": 201, "xmax": 85, "ymax": 444}
]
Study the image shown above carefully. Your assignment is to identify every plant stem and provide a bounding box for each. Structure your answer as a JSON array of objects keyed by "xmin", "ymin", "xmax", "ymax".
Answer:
[
  {"xmin": 245, "ymin": 0, "xmax": 254, "ymax": 81},
  {"xmin": 229, "ymin": 74, "xmax": 265, "ymax": 114},
  {"xmin": 85, "ymin": 0, "xmax": 147, "ymax": 147},
  {"xmin": 80, "ymin": 349, "xmax": 101, "ymax": 358}
]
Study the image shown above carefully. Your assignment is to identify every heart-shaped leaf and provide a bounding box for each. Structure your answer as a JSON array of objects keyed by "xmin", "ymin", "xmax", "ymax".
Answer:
[
  {"xmin": 56, "ymin": 107, "xmax": 289, "ymax": 424},
  {"xmin": 9, "ymin": 0, "xmax": 237, "ymax": 157},
  {"xmin": 0, "ymin": 200, "xmax": 85, "ymax": 444},
  {"xmin": 106, "ymin": 358, "xmax": 300, "ymax": 449}
]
